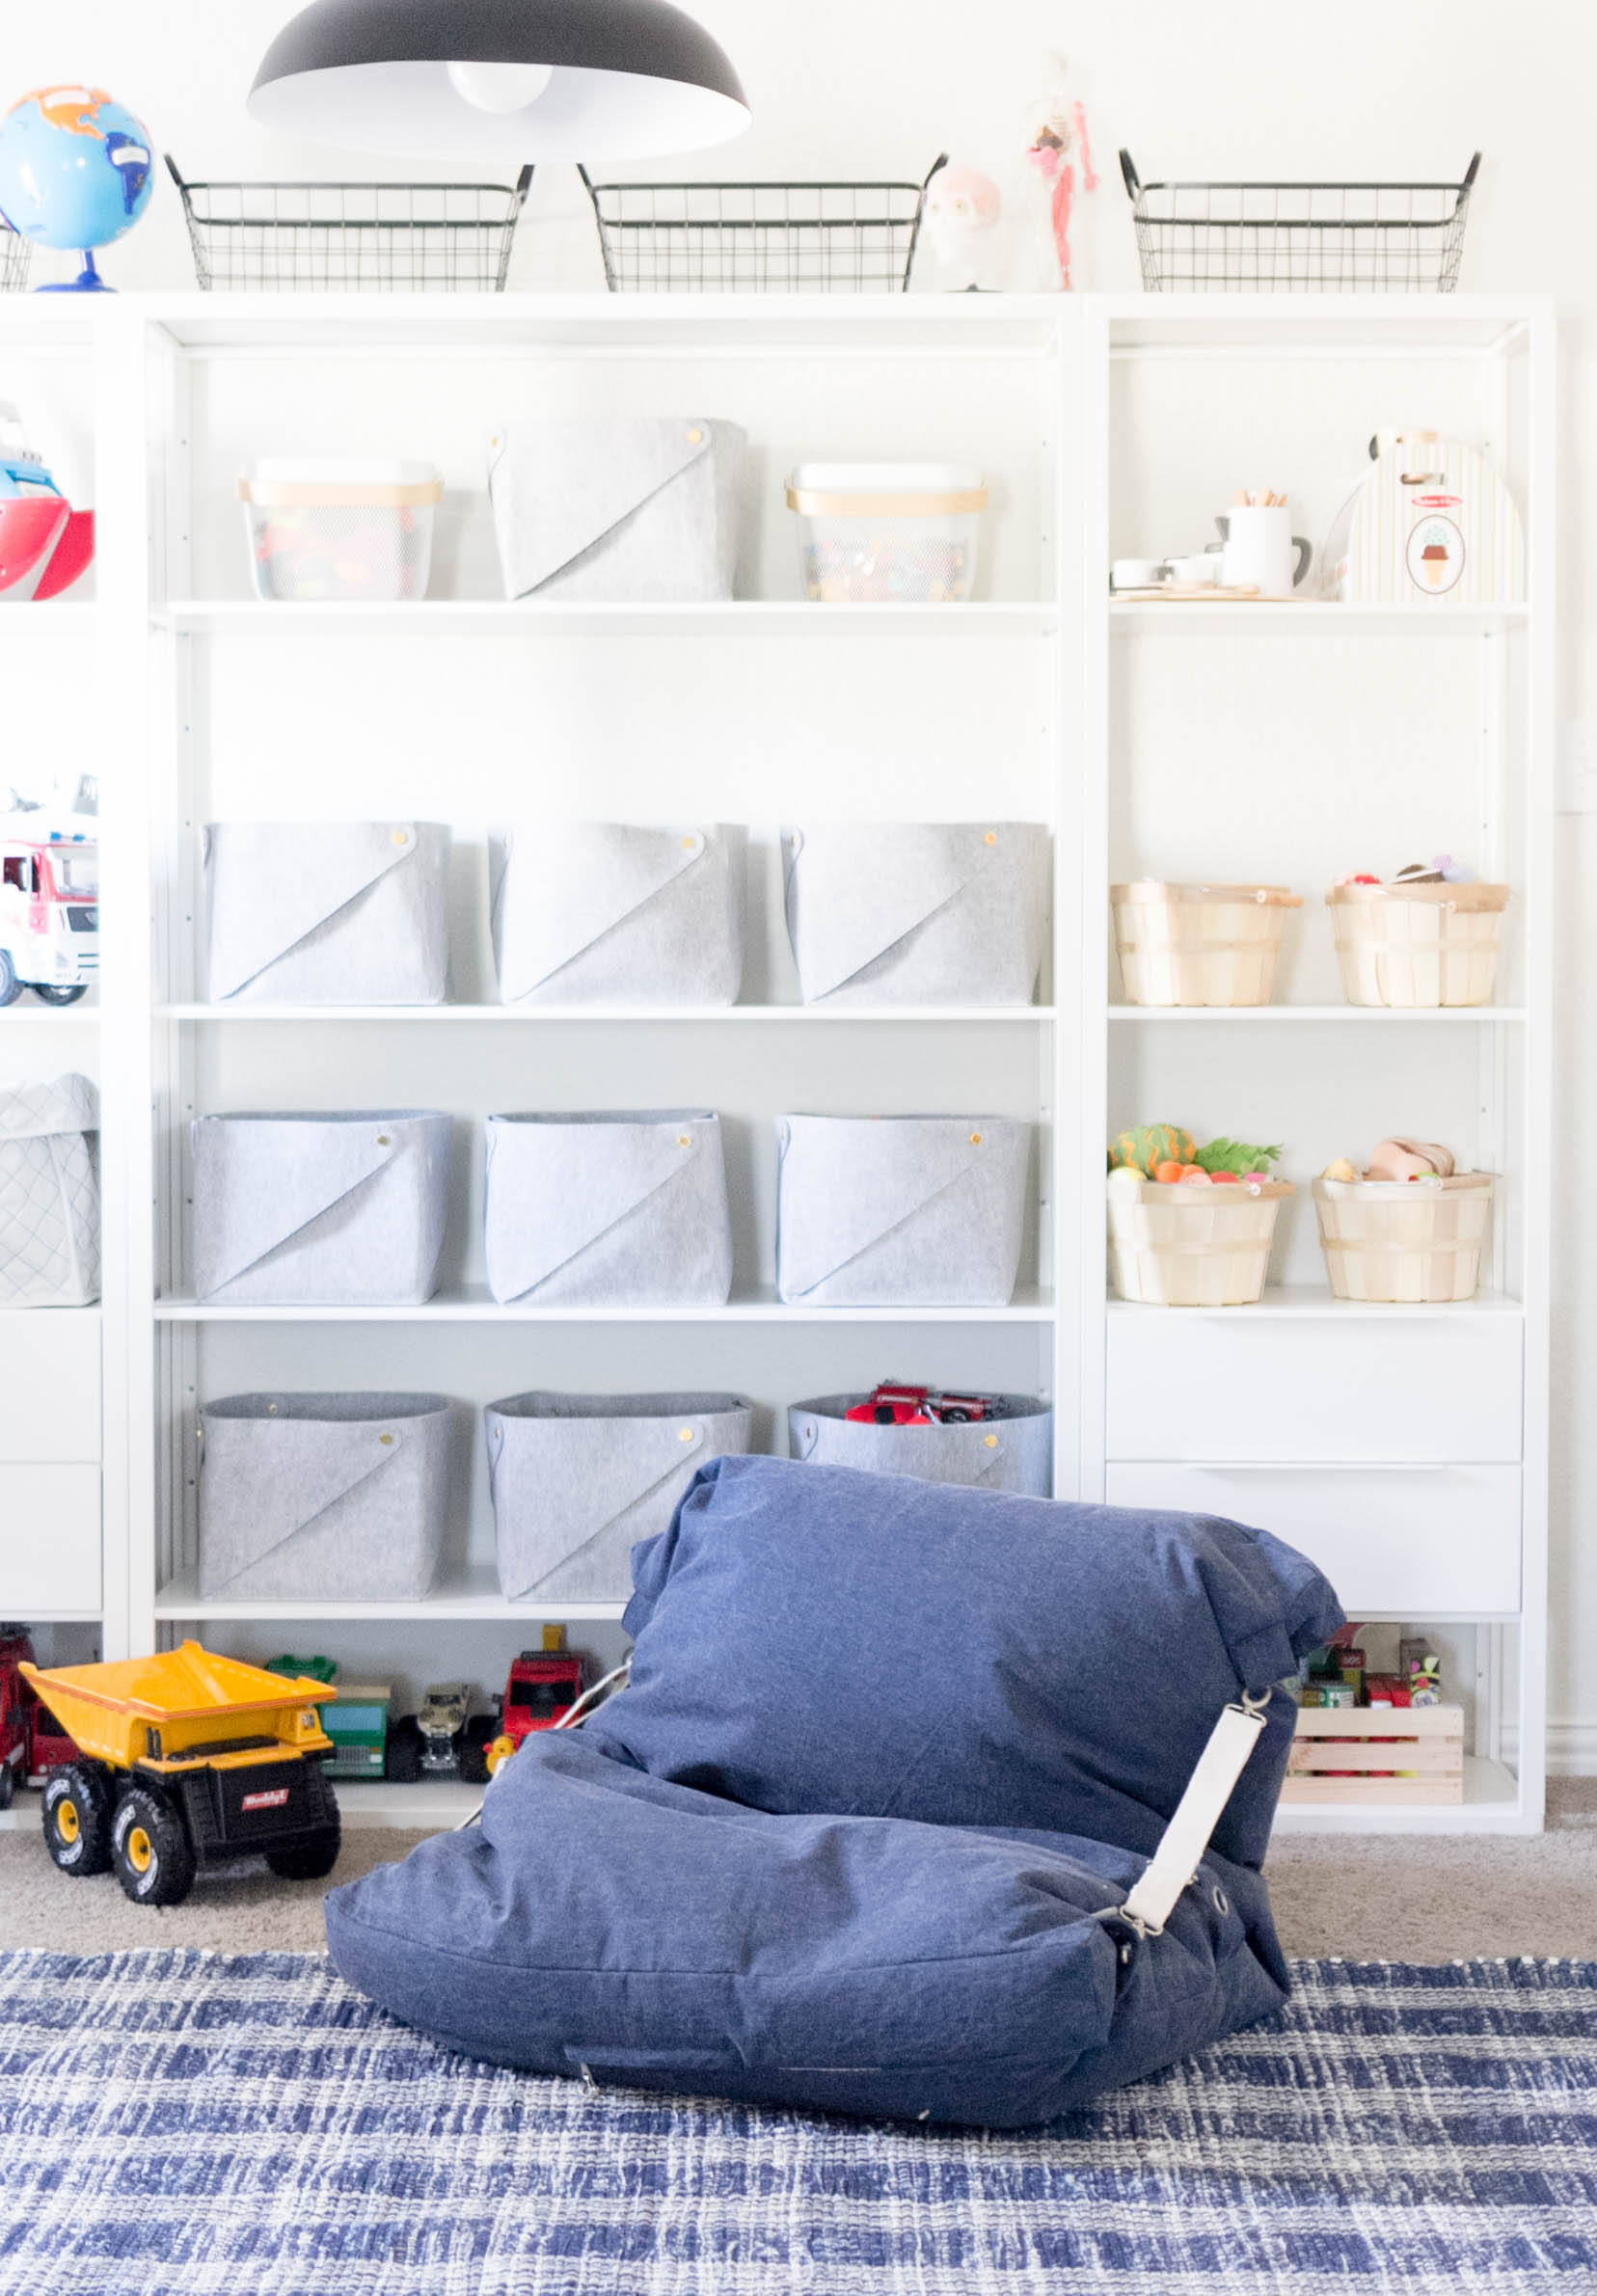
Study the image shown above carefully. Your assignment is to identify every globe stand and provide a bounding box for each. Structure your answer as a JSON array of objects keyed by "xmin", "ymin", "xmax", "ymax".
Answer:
[{"xmin": 37, "ymin": 249, "xmax": 112, "ymax": 294}]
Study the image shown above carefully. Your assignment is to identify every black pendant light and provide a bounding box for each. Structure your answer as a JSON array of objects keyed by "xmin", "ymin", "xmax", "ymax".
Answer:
[{"xmin": 249, "ymin": 0, "xmax": 750, "ymax": 161}]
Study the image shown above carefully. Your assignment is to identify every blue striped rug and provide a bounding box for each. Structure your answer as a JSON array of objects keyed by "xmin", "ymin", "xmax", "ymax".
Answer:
[{"xmin": 1, "ymin": 1951, "xmax": 1593, "ymax": 2293}]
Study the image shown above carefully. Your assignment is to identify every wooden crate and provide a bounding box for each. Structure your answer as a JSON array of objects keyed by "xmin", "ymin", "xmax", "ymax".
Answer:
[{"xmin": 1281, "ymin": 1703, "xmax": 1464, "ymax": 1805}]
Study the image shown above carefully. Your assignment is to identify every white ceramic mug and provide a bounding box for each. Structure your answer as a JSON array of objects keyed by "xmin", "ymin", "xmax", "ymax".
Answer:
[{"xmin": 1217, "ymin": 506, "xmax": 1312, "ymax": 596}]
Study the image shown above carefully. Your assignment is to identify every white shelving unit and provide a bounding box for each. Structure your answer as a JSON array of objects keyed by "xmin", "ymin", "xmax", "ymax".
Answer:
[{"xmin": 0, "ymin": 290, "xmax": 1553, "ymax": 1840}]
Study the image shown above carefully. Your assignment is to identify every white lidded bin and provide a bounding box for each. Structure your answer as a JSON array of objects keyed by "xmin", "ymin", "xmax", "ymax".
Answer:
[
  {"xmin": 1313, "ymin": 1173, "xmax": 1493, "ymax": 1303},
  {"xmin": 776, "ymin": 1115, "xmax": 1030, "ymax": 1307},
  {"xmin": 238, "ymin": 459, "xmax": 442, "ymax": 603},
  {"xmin": 191, "ymin": 1110, "xmax": 451, "ymax": 1306},
  {"xmin": 1107, "ymin": 1174, "xmax": 1293, "ymax": 1308},
  {"xmin": 1326, "ymin": 881, "xmax": 1509, "ymax": 1008},
  {"xmin": 489, "ymin": 418, "xmax": 748, "ymax": 602},
  {"xmin": 784, "ymin": 823, "xmax": 1049, "ymax": 1006},
  {"xmin": 485, "ymin": 1390, "xmax": 754, "ymax": 1603},
  {"xmin": 491, "ymin": 823, "xmax": 744, "ymax": 1006},
  {"xmin": 786, "ymin": 462, "xmax": 988, "ymax": 604},
  {"xmin": 483, "ymin": 1111, "xmax": 733, "ymax": 1307},
  {"xmin": 789, "ymin": 1394, "xmax": 1052, "ymax": 1497},
  {"xmin": 198, "ymin": 1391, "xmax": 449, "ymax": 1601},
  {"xmin": 0, "ymin": 1073, "xmax": 99, "ymax": 1306},
  {"xmin": 203, "ymin": 821, "xmax": 450, "ymax": 1004},
  {"xmin": 1112, "ymin": 881, "xmax": 1302, "ymax": 1008}
]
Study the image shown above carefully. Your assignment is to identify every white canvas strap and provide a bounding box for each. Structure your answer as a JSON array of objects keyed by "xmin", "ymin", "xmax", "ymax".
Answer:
[{"xmin": 1111, "ymin": 1690, "xmax": 1272, "ymax": 1940}]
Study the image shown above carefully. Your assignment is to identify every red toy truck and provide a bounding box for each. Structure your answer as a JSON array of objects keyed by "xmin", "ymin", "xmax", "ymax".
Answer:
[
  {"xmin": 485, "ymin": 1631, "xmax": 584, "ymax": 1777},
  {"xmin": 0, "ymin": 1629, "xmax": 77, "ymax": 1807},
  {"xmin": 0, "ymin": 836, "xmax": 98, "ymax": 1006}
]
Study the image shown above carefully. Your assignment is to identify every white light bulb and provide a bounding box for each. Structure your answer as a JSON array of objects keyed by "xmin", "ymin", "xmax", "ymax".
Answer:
[{"xmin": 447, "ymin": 59, "xmax": 555, "ymax": 113}]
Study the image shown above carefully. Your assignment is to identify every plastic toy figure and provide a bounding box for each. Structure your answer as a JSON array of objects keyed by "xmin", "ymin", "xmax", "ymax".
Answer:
[
  {"xmin": 922, "ymin": 163, "xmax": 1004, "ymax": 292},
  {"xmin": 1023, "ymin": 54, "xmax": 1099, "ymax": 291}
]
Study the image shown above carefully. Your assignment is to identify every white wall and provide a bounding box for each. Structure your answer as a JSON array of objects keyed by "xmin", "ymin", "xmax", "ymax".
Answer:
[{"xmin": 11, "ymin": 1, "xmax": 1595, "ymax": 1760}]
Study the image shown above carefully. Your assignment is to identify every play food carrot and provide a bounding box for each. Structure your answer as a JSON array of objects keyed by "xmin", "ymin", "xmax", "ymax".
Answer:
[{"xmin": 1153, "ymin": 1160, "xmax": 1185, "ymax": 1184}]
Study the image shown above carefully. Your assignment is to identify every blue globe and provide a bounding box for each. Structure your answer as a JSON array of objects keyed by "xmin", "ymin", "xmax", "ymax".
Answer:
[{"xmin": 0, "ymin": 86, "xmax": 153, "ymax": 256}]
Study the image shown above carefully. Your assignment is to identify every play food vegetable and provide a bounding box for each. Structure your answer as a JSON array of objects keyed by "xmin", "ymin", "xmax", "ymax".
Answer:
[
  {"xmin": 1195, "ymin": 1138, "xmax": 1283, "ymax": 1176},
  {"xmin": 1108, "ymin": 1124, "xmax": 1198, "ymax": 1178}
]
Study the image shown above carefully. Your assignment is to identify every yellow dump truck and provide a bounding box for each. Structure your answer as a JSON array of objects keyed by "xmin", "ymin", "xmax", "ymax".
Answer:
[{"xmin": 19, "ymin": 1641, "xmax": 340, "ymax": 1906}]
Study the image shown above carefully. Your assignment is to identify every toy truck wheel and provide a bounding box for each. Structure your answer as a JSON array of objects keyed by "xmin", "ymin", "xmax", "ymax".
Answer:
[
  {"xmin": 42, "ymin": 1763, "xmax": 114, "ymax": 1876},
  {"xmin": 458, "ymin": 1715, "xmax": 496, "ymax": 1786},
  {"xmin": 0, "ymin": 1756, "xmax": 14, "ymax": 1811},
  {"xmin": 111, "ymin": 1785, "xmax": 196, "ymax": 1907},
  {"xmin": 385, "ymin": 1716, "xmax": 424, "ymax": 1783},
  {"xmin": 0, "ymin": 952, "xmax": 20, "ymax": 1009},
  {"xmin": 264, "ymin": 1815, "xmax": 342, "ymax": 1881},
  {"xmin": 32, "ymin": 984, "xmax": 88, "ymax": 1007}
]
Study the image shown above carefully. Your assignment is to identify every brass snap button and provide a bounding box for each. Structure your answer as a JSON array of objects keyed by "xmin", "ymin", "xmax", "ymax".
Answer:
[
  {"xmin": 687, "ymin": 427, "xmax": 704, "ymax": 445},
  {"xmin": 969, "ymin": 1132, "xmax": 983, "ymax": 1146},
  {"xmin": 378, "ymin": 1433, "xmax": 393, "ymax": 1446},
  {"xmin": 392, "ymin": 829, "xmax": 409, "ymax": 846},
  {"xmin": 678, "ymin": 1427, "xmax": 694, "ymax": 1443},
  {"xmin": 376, "ymin": 1134, "xmax": 392, "ymax": 1147},
  {"xmin": 984, "ymin": 1434, "xmax": 998, "ymax": 1448},
  {"xmin": 677, "ymin": 1135, "xmax": 690, "ymax": 1148},
  {"xmin": 984, "ymin": 831, "xmax": 997, "ymax": 847}
]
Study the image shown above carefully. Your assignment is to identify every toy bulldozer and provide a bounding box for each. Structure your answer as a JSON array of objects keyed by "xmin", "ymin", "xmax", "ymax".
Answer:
[{"xmin": 19, "ymin": 1641, "xmax": 341, "ymax": 1907}]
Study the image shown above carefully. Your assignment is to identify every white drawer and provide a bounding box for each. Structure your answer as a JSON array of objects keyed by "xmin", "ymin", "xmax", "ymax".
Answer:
[
  {"xmin": 1107, "ymin": 1314, "xmax": 1522, "ymax": 1464},
  {"xmin": 1104, "ymin": 1461, "xmax": 1520, "ymax": 1616},
  {"xmin": 0, "ymin": 1466, "xmax": 101, "ymax": 1611},
  {"xmin": 0, "ymin": 1313, "xmax": 101, "ymax": 1464}
]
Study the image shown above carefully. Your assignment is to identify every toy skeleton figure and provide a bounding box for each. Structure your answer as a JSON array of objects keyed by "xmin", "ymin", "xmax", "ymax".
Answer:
[{"xmin": 1024, "ymin": 53, "xmax": 1098, "ymax": 290}]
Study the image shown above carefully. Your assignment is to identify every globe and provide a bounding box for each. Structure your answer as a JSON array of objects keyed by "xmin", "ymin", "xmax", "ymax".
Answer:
[{"xmin": 0, "ymin": 86, "xmax": 153, "ymax": 290}]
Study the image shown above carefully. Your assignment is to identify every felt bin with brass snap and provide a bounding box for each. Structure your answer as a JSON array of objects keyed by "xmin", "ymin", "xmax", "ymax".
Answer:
[
  {"xmin": 789, "ymin": 1393, "xmax": 1052, "ymax": 1496},
  {"xmin": 198, "ymin": 1391, "xmax": 449, "ymax": 1601},
  {"xmin": 191, "ymin": 1110, "xmax": 451, "ymax": 1306},
  {"xmin": 776, "ymin": 1115, "xmax": 1030, "ymax": 1307},
  {"xmin": 489, "ymin": 419, "xmax": 748, "ymax": 602},
  {"xmin": 491, "ymin": 823, "xmax": 744, "ymax": 1006},
  {"xmin": 784, "ymin": 823, "xmax": 1049, "ymax": 1006},
  {"xmin": 483, "ymin": 1111, "xmax": 733, "ymax": 1307},
  {"xmin": 485, "ymin": 1391, "xmax": 755, "ymax": 1603},
  {"xmin": 203, "ymin": 821, "xmax": 449, "ymax": 1005}
]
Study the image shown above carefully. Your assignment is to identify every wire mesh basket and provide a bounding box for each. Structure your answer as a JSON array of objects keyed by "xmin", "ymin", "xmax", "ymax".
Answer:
[
  {"xmin": 1120, "ymin": 149, "xmax": 1479, "ymax": 292},
  {"xmin": 1, "ymin": 225, "xmax": 31, "ymax": 293},
  {"xmin": 579, "ymin": 156, "xmax": 947, "ymax": 292},
  {"xmin": 166, "ymin": 156, "xmax": 533, "ymax": 291}
]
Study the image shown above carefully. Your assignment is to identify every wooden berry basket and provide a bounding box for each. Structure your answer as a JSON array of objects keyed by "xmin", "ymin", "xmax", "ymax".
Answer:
[
  {"xmin": 1111, "ymin": 880, "xmax": 1301, "ymax": 1007},
  {"xmin": 1325, "ymin": 879, "xmax": 1508, "ymax": 1008},
  {"xmin": 1282, "ymin": 1704, "xmax": 1464, "ymax": 1805},
  {"xmin": 1106, "ymin": 1175, "xmax": 1293, "ymax": 1307},
  {"xmin": 1313, "ymin": 1172, "xmax": 1493, "ymax": 1303}
]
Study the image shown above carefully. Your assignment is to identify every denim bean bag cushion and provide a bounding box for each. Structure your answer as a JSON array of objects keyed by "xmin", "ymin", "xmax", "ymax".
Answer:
[
  {"xmin": 325, "ymin": 1730, "xmax": 1287, "ymax": 2128},
  {"xmin": 590, "ymin": 1455, "xmax": 1341, "ymax": 1870}
]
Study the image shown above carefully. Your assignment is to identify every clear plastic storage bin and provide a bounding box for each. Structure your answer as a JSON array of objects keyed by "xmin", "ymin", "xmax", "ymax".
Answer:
[
  {"xmin": 238, "ymin": 459, "xmax": 443, "ymax": 603},
  {"xmin": 786, "ymin": 462, "xmax": 987, "ymax": 604}
]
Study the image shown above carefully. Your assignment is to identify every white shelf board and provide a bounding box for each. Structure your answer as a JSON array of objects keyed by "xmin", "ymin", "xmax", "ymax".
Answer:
[
  {"xmin": 0, "ymin": 601, "xmax": 96, "ymax": 626},
  {"xmin": 1109, "ymin": 1004, "xmax": 1526, "ymax": 1022},
  {"xmin": 1271, "ymin": 1755, "xmax": 1526, "ymax": 1836},
  {"xmin": 0, "ymin": 1004, "xmax": 100, "ymax": 1025},
  {"xmin": 153, "ymin": 1283, "xmax": 1055, "ymax": 1326},
  {"xmin": 0, "ymin": 1305, "xmax": 99, "ymax": 1328},
  {"xmin": 1104, "ymin": 294, "xmax": 1546, "ymax": 354},
  {"xmin": 338, "ymin": 1778, "xmax": 487, "ymax": 1831},
  {"xmin": 153, "ymin": 1560, "xmax": 625, "ymax": 1625},
  {"xmin": 159, "ymin": 1002, "xmax": 1057, "ymax": 1025},
  {"xmin": 154, "ymin": 600, "xmax": 1056, "ymax": 640},
  {"xmin": 1109, "ymin": 601, "xmax": 1529, "ymax": 635},
  {"xmin": 1107, "ymin": 1285, "xmax": 1522, "ymax": 1319}
]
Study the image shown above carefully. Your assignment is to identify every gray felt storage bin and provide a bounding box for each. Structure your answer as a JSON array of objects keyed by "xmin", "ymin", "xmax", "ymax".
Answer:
[
  {"xmin": 789, "ymin": 1393, "xmax": 1053, "ymax": 1497},
  {"xmin": 784, "ymin": 822, "xmax": 1050, "ymax": 1005},
  {"xmin": 191, "ymin": 1110, "xmax": 451, "ymax": 1306},
  {"xmin": 0, "ymin": 1073, "xmax": 99, "ymax": 1307},
  {"xmin": 204, "ymin": 820, "xmax": 449, "ymax": 1005},
  {"xmin": 486, "ymin": 1390, "xmax": 754, "ymax": 1603},
  {"xmin": 199, "ymin": 1391, "xmax": 449, "ymax": 1601},
  {"xmin": 484, "ymin": 1110, "xmax": 732, "ymax": 1307},
  {"xmin": 488, "ymin": 418, "xmax": 748, "ymax": 602},
  {"xmin": 491, "ymin": 822, "xmax": 744, "ymax": 1006},
  {"xmin": 776, "ymin": 1114, "xmax": 1030, "ymax": 1307}
]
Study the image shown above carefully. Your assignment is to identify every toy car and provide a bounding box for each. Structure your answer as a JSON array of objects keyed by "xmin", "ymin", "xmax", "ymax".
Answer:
[
  {"xmin": 0, "ymin": 1628, "xmax": 75, "ymax": 1807},
  {"xmin": 844, "ymin": 1383, "xmax": 1012, "ymax": 1427},
  {"xmin": 265, "ymin": 1655, "xmax": 392, "ymax": 1781},
  {"xmin": 0, "ymin": 834, "xmax": 98, "ymax": 1006},
  {"xmin": 385, "ymin": 1681, "xmax": 497, "ymax": 1787},
  {"xmin": 19, "ymin": 1640, "xmax": 340, "ymax": 1906},
  {"xmin": 485, "ymin": 1642, "xmax": 585, "ymax": 1777}
]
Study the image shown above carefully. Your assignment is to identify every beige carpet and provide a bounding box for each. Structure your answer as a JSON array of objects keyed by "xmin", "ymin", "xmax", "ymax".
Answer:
[{"xmin": 2, "ymin": 1781, "xmax": 1594, "ymax": 1960}]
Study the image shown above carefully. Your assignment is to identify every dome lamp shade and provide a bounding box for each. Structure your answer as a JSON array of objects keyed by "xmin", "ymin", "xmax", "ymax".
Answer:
[{"xmin": 249, "ymin": 0, "xmax": 751, "ymax": 162}]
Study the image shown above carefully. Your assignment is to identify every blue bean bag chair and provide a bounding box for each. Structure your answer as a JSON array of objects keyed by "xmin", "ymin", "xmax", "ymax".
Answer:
[{"xmin": 327, "ymin": 1457, "xmax": 1342, "ymax": 2127}]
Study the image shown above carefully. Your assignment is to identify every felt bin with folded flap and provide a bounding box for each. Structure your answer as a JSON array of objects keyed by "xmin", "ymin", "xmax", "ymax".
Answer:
[
  {"xmin": 0, "ymin": 1073, "xmax": 99, "ymax": 1307},
  {"xmin": 483, "ymin": 1110, "xmax": 732, "ymax": 1307},
  {"xmin": 776, "ymin": 1115, "xmax": 1030, "ymax": 1307},
  {"xmin": 489, "ymin": 418, "xmax": 747, "ymax": 603},
  {"xmin": 191, "ymin": 1110, "xmax": 451, "ymax": 1306},
  {"xmin": 204, "ymin": 821, "xmax": 449, "ymax": 1005},
  {"xmin": 789, "ymin": 1393, "xmax": 1052, "ymax": 1496},
  {"xmin": 199, "ymin": 1391, "xmax": 449, "ymax": 1601},
  {"xmin": 485, "ymin": 1391, "xmax": 754, "ymax": 1603},
  {"xmin": 491, "ymin": 823, "xmax": 744, "ymax": 1006},
  {"xmin": 784, "ymin": 823, "xmax": 1050, "ymax": 1006}
]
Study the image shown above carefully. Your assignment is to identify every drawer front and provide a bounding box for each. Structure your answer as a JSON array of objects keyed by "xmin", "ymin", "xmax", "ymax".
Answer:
[
  {"xmin": 1104, "ymin": 1462, "xmax": 1520, "ymax": 1615},
  {"xmin": 0, "ymin": 1314, "xmax": 101, "ymax": 1464},
  {"xmin": 0, "ymin": 1466, "xmax": 101, "ymax": 1611},
  {"xmin": 1108, "ymin": 1315, "xmax": 1522, "ymax": 1464}
]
